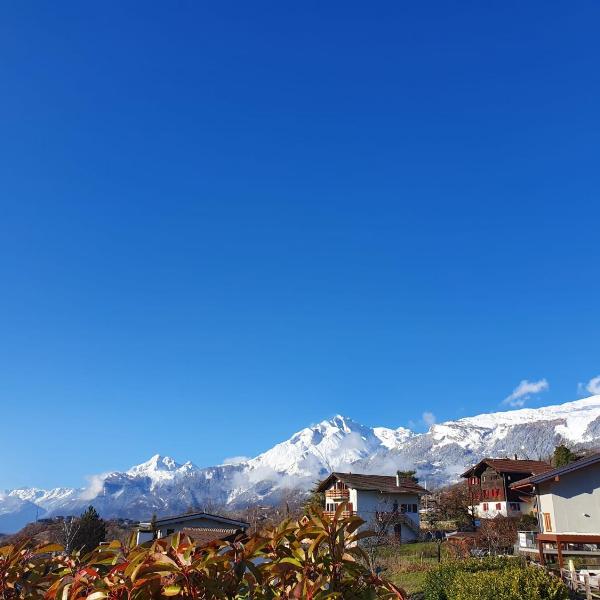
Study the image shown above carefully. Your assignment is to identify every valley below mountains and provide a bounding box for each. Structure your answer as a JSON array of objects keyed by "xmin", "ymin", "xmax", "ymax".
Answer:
[{"xmin": 3, "ymin": 395, "xmax": 600, "ymax": 533}]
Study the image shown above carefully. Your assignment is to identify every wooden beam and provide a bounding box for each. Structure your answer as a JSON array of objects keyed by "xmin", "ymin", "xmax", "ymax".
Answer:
[
  {"xmin": 538, "ymin": 534, "xmax": 600, "ymax": 544},
  {"xmin": 538, "ymin": 538, "xmax": 546, "ymax": 565},
  {"xmin": 557, "ymin": 541, "xmax": 564, "ymax": 569}
]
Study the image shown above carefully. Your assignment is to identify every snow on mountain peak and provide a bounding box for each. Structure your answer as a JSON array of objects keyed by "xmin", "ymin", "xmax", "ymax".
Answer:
[
  {"xmin": 125, "ymin": 455, "xmax": 198, "ymax": 488},
  {"xmin": 4, "ymin": 395, "xmax": 600, "ymax": 534},
  {"xmin": 128, "ymin": 454, "xmax": 180, "ymax": 474},
  {"xmin": 450, "ymin": 394, "xmax": 600, "ymax": 443}
]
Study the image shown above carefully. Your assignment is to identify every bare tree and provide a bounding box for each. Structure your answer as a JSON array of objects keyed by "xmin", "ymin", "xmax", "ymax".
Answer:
[
  {"xmin": 475, "ymin": 516, "xmax": 517, "ymax": 555},
  {"xmin": 59, "ymin": 516, "xmax": 80, "ymax": 554}
]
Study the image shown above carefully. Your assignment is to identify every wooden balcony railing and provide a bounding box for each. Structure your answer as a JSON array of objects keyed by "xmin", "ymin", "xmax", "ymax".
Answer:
[
  {"xmin": 324, "ymin": 510, "xmax": 355, "ymax": 519},
  {"xmin": 325, "ymin": 488, "xmax": 350, "ymax": 499}
]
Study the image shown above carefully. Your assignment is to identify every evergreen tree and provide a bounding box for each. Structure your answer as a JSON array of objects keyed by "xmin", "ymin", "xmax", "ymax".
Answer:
[
  {"xmin": 553, "ymin": 444, "xmax": 576, "ymax": 468},
  {"xmin": 303, "ymin": 483, "xmax": 325, "ymax": 513},
  {"xmin": 397, "ymin": 470, "xmax": 419, "ymax": 483},
  {"xmin": 72, "ymin": 505, "xmax": 106, "ymax": 553}
]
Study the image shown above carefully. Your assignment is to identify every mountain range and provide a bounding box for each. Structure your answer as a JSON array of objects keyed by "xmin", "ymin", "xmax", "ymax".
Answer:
[{"xmin": 2, "ymin": 394, "xmax": 600, "ymax": 533}]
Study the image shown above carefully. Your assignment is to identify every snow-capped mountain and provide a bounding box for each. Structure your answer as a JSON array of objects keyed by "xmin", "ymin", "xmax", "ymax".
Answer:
[{"xmin": 2, "ymin": 395, "xmax": 600, "ymax": 534}]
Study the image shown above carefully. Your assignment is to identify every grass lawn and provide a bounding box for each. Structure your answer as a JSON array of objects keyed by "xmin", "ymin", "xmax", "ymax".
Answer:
[{"xmin": 376, "ymin": 542, "xmax": 448, "ymax": 597}]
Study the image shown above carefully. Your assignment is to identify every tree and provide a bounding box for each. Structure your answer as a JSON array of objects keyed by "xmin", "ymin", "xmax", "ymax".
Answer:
[
  {"xmin": 553, "ymin": 444, "xmax": 577, "ymax": 467},
  {"xmin": 435, "ymin": 481, "xmax": 476, "ymax": 530},
  {"xmin": 303, "ymin": 482, "xmax": 325, "ymax": 514},
  {"xmin": 396, "ymin": 470, "xmax": 418, "ymax": 483},
  {"xmin": 475, "ymin": 516, "xmax": 518, "ymax": 555},
  {"xmin": 59, "ymin": 516, "xmax": 81, "ymax": 554},
  {"xmin": 71, "ymin": 506, "xmax": 106, "ymax": 554}
]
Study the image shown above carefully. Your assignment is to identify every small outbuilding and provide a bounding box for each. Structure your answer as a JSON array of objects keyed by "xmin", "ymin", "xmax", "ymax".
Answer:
[{"xmin": 136, "ymin": 511, "xmax": 249, "ymax": 545}]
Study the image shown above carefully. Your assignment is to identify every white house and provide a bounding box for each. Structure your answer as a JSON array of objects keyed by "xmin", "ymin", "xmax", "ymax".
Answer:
[
  {"xmin": 316, "ymin": 471, "xmax": 427, "ymax": 542},
  {"xmin": 136, "ymin": 511, "xmax": 249, "ymax": 545},
  {"xmin": 511, "ymin": 453, "xmax": 600, "ymax": 568}
]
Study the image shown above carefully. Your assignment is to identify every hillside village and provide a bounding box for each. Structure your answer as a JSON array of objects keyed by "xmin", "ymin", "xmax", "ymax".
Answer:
[
  {"xmin": 4, "ymin": 437, "xmax": 600, "ymax": 598},
  {"xmin": 4, "ymin": 398, "xmax": 600, "ymax": 598}
]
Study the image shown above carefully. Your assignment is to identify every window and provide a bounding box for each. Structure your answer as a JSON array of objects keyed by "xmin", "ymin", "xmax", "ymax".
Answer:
[
  {"xmin": 412, "ymin": 504, "xmax": 418, "ymax": 513},
  {"xmin": 543, "ymin": 513, "xmax": 552, "ymax": 532},
  {"xmin": 166, "ymin": 529, "xmax": 174, "ymax": 536},
  {"xmin": 482, "ymin": 503, "xmax": 489, "ymax": 511},
  {"xmin": 509, "ymin": 503, "xmax": 520, "ymax": 511},
  {"xmin": 495, "ymin": 503, "xmax": 501, "ymax": 510}
]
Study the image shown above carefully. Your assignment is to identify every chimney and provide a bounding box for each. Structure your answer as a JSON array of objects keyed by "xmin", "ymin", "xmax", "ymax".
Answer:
[{"xmin": 396, "ymin": 471, "xmax": 401, "ymax": 487}]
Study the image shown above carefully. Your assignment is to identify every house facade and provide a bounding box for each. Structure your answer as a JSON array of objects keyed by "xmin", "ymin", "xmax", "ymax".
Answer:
[
  {"xmin": 511, "ymin": 453, "xmax": 600, "ymax": 567},
  {"xmin": 316, "ymin": 472, "xmax": 427, "ymax": 543},
  {"xmin": 136, "ymin": 511, "xmax": 249, "ymax": 545},
  {"xmin": 462, "ymin": 458, "xmax": 552, "ymax": 518}
]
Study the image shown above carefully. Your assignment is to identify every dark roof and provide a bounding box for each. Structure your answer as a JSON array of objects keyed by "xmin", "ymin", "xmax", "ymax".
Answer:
[
  {"xmin": 511, "ymin": 453, "xmax": 600, "ymax": 490},
  {"xmin": 461, "ymin": 458, "xmax": 552, "ymax": 478},
  {"xmin": 316, "ymin": 472, "xmax": 427, "ymax": 495},
  {"xmin": 180, "ymin": 527, "xmax": 244, "ymax": 546},
  {"xmin": 140, "ymin": 511, "xmax": 249, "ymax": 529}
]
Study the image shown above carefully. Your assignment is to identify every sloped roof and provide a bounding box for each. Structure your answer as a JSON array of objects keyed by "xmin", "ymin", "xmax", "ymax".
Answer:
[
  {"xmin": 317, "ymin": 472, "xmax": 427, "ymax": 495},
  {"xmin": 461, "ymin": 458, "xmax": 552, "ymax": 478},
  {"xmin": 139, "ymin": 511, "xmax": 249, "ymax": 529},
  {"xmin": 511, "ymin": 453, "xmax": 600, "ymax": 490},
  {"xmin": 181, "ymin": 527, "xmax": 244, "ymax": 546}
]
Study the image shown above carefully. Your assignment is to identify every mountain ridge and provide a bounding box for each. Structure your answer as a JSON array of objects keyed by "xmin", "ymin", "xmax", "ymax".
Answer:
[{"xmin": 2, "ymin": 394, "xmax": 600, "ymax": 533}]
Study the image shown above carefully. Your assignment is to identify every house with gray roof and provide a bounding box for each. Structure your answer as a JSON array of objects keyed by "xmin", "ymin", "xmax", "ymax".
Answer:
[{"xmin": 316, "ymin": 471, "xmax": 427, "ymax": 542}]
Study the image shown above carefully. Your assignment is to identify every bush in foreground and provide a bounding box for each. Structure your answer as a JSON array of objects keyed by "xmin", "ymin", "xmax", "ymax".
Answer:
[
  {"xmin": 449, "ymin": 566, "xmax": 568, "ymax": 600},
  {"xmin": 423, "ymin": 557, "xmax": 568, "ymax": 600},
  {"xmin": 0, "ymin": 506, "xmax": 405, "ymax": 599}
]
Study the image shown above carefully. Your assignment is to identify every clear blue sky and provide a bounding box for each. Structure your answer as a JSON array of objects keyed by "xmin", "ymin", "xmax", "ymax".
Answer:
[{"xmin": 1, "ymin": 2, "xmax": 599, "ymax": 490}]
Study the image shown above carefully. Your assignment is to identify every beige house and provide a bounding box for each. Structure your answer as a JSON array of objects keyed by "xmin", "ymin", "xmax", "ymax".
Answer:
[
  {"xmin": 512, "ymin": 453, "xmax": 600, "ymax": 568},
  {"xmin": 316, "ymin": 471, "xmax": 427, "ymax": 543},
  {"xmin": 136, "ymin": 511, "xmax": 249, "ymax": 546}
]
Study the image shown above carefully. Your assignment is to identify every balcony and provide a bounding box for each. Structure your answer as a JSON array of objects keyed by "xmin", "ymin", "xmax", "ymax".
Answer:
[
  {"xmin": 325, "ymin": 488, "xmax": 350, "ymax": 499},
  {"xmin": 324, "ymin": 510, "xmax": 355, "ymax": 519},
  {"xmin": 518, "ymin": 531, "xmax": 538, "ymax": 550}
]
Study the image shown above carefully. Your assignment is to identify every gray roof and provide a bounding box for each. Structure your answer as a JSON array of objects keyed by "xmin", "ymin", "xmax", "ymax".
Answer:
[
  {"xmin": 139, "ymin": 511, "xmax": 249, "ymax": 530},
  {"xmin": 511, "ymin": 453, "xmax": 600, "ymax": 489},
  {"xmin": 317, "ymin": 472, "xmax": 427, "ymax": 495}
]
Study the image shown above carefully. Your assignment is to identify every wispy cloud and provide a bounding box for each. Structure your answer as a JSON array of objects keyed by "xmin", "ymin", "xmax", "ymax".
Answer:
[
  {"xmin": 222, "ymin": 456, "xmax": 250, "ymax": 466},
  {"xmin": 579, "ymin": 375, "xmax": 600, "ymax": 396},
  {"xmin": 80, "ymin": 473, "xmax": 109, "ymax": 500},
  {"xmin": 502, "ymin": 378, "xmax": 549, "ymax": 408},
  {"xmin": 422, "ymin": 411, "xmax": 437, "ymax": 427}
]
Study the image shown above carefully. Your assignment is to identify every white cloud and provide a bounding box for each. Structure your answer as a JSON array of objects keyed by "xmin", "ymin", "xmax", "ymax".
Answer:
[
  {"xmin": 221, "ymin": 456, "xmax": 250, "ymax": 466},
  {"xmin": 422, "ymin": 412, "xmax": 437, "ymax": 427},
  {"xmin": 502, "ymin": 378, "xmax": 549, "ymax": 408},
  {"xmin": 579, "ymin": 375, "xmax": 600, "ymax": 396},
  {"xmin": 80, "ymin": 473, "xmax": 109, "ymax": 500}
]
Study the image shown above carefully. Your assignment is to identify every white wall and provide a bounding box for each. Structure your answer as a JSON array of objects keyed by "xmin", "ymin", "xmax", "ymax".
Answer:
[
  {"xmin": 356, "ymin": 490, "xmax": 420, "ymax": 542},
  {"xmin": 475, "ymin": 500, "xmax": 531, "ymax": 519}
]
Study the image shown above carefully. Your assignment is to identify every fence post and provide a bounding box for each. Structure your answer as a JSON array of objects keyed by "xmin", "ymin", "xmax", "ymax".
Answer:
[
  {"xmin": 570, "ymin": 564, "xmax": 577, "ymax": 592},
  {"xmin": 584, "ymin": 574, "xmax": 591, "ymax": 600}
]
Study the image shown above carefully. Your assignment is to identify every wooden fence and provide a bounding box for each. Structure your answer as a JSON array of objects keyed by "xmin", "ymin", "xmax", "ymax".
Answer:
[{"xmin": 561, "ymin": 568, "xmax": 600, "ymax": 599}]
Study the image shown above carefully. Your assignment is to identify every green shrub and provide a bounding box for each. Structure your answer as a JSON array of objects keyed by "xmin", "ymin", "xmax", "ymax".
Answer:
[
  {"xmin": 448, "ymin": 566, "xmax": 568, "ymax": 600},
  {"xmin": 423, "ymin": 557, "xmax": 522, "ymax": 600}
]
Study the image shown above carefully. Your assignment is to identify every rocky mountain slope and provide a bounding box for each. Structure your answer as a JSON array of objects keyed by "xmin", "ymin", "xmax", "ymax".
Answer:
[{"xmin": 2, "ymin": 395, "xmax": 600, "ymax": 533}]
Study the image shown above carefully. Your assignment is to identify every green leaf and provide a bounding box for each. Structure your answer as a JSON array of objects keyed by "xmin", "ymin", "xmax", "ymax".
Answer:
[{"xmin": 163, "ymin": 584, "xmax": 182, "ymax": 596}]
